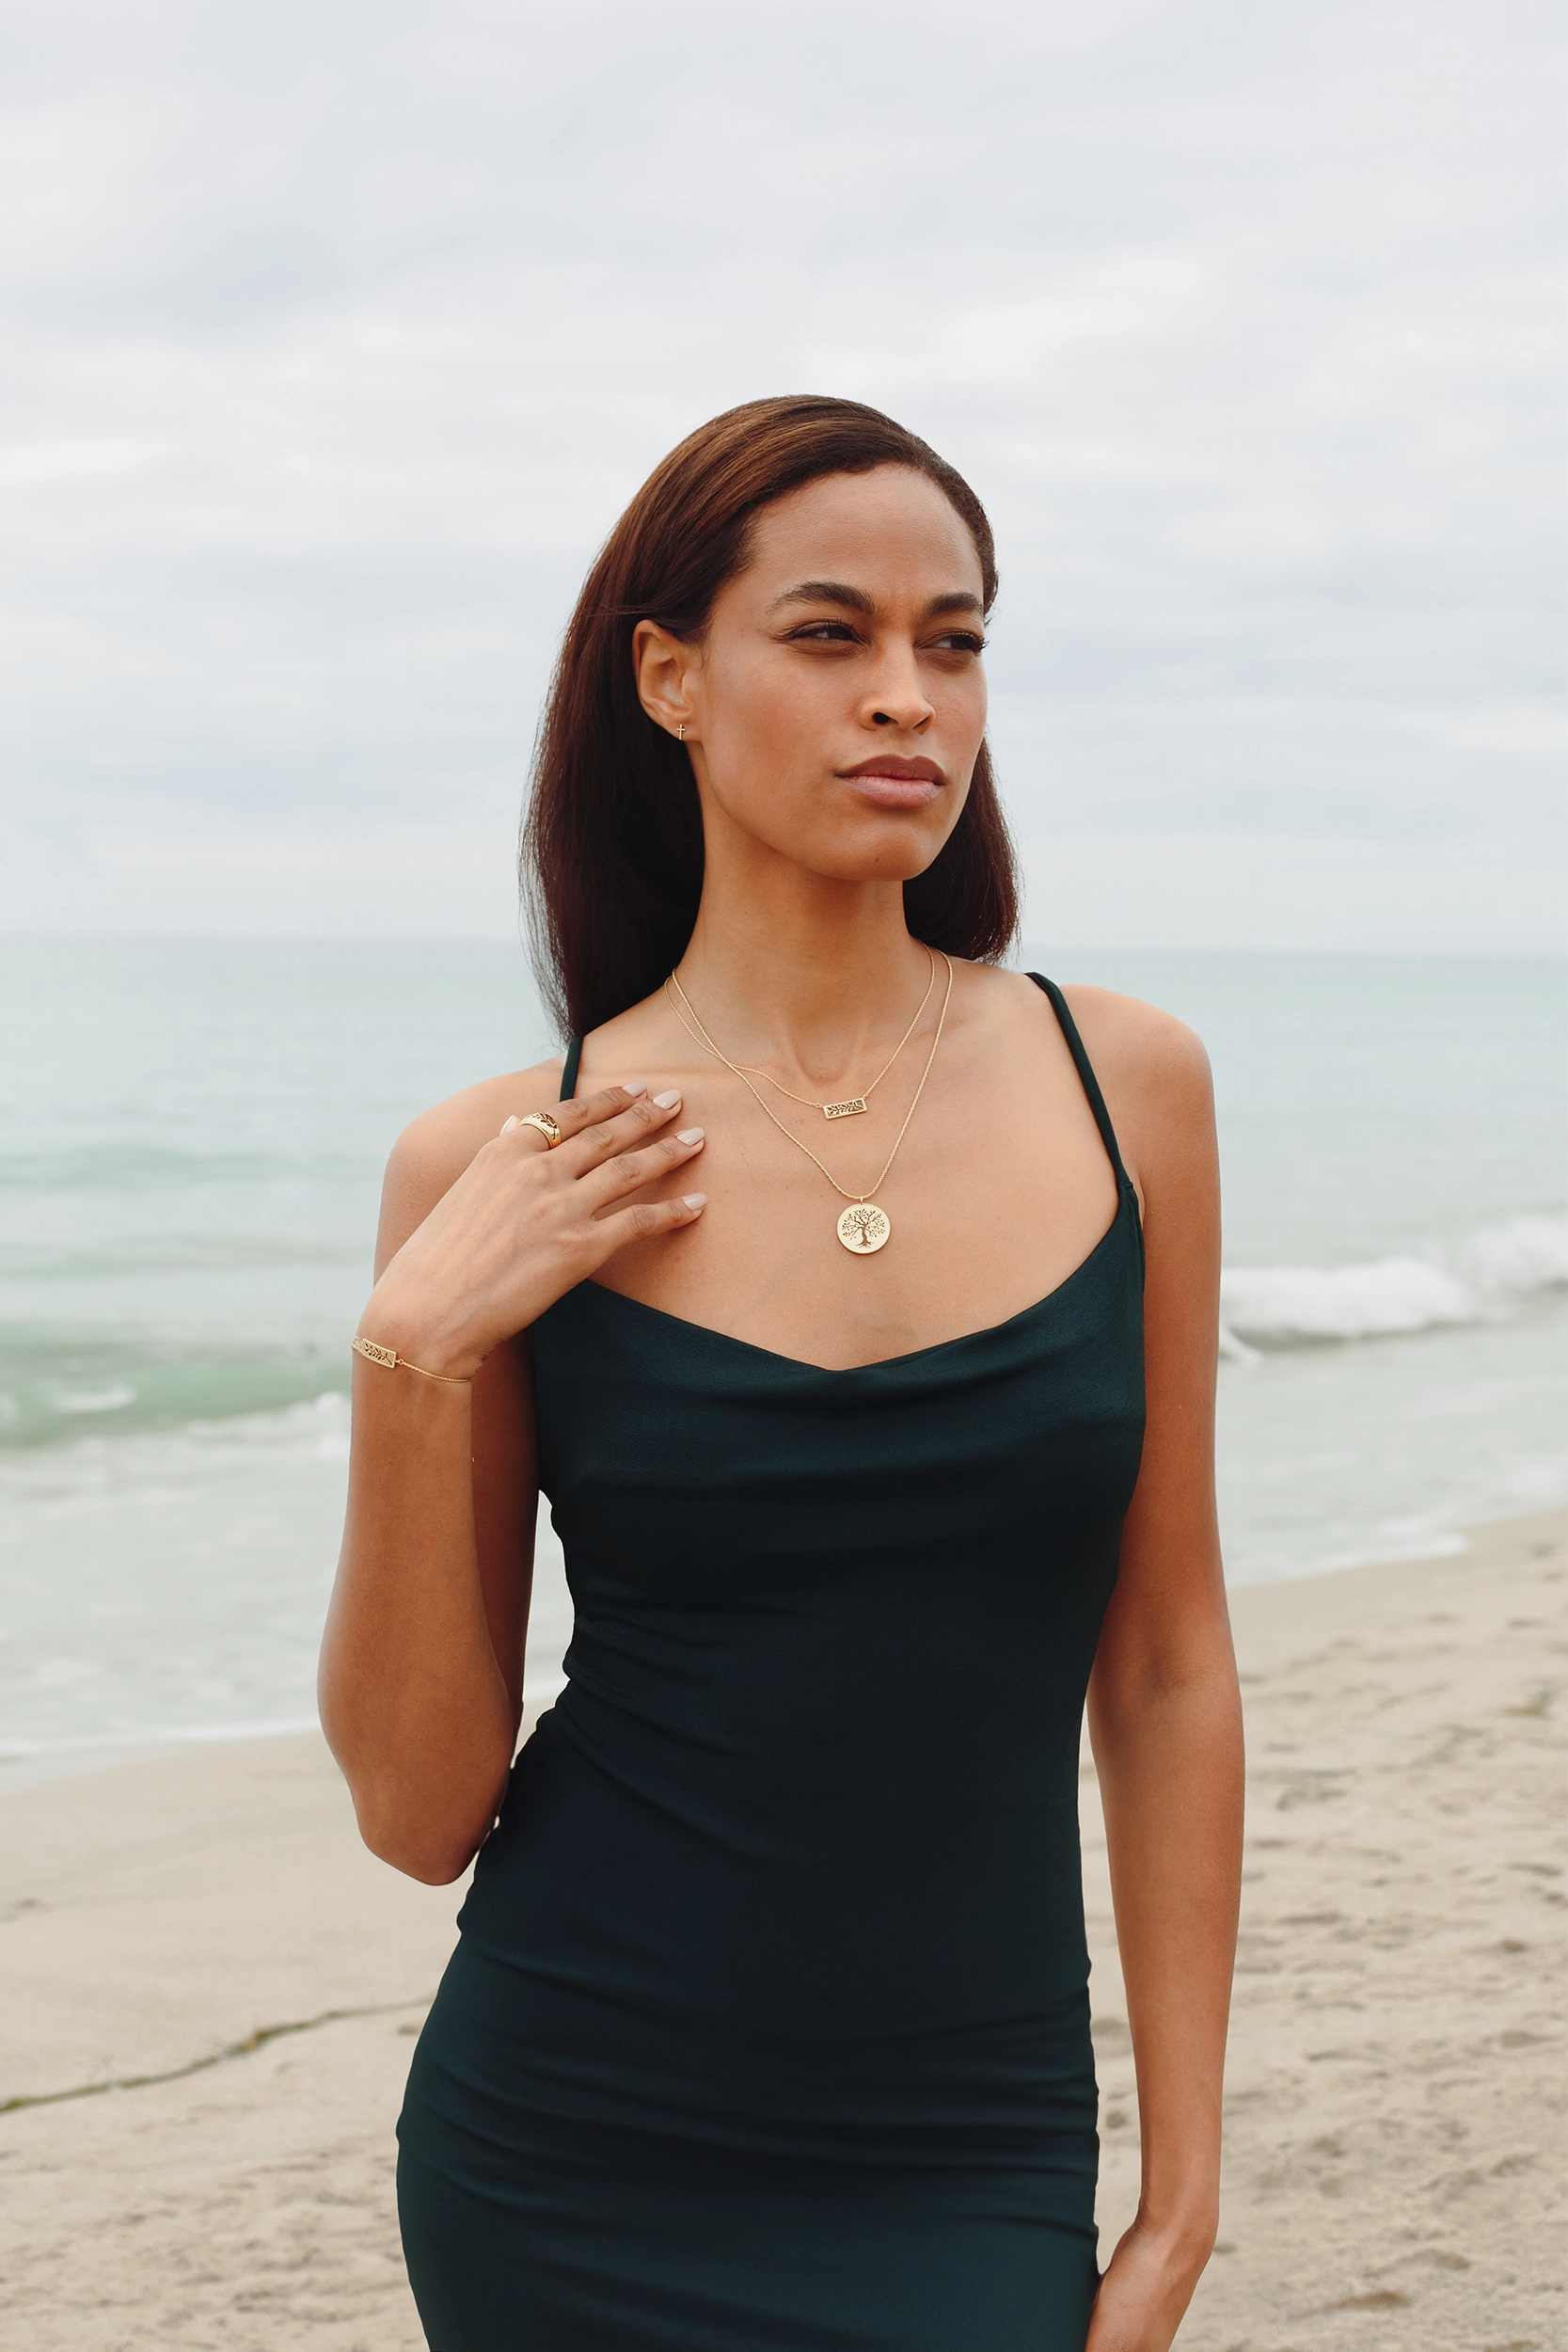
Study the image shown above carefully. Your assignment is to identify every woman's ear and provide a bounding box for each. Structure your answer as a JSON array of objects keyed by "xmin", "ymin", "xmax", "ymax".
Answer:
[{"xmin": 632, "ymin": 619, "xmax": 696, "ymax": 741}]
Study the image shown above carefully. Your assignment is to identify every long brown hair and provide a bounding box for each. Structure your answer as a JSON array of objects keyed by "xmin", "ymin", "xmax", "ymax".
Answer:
[{"xmin": 521, "ymin": 394, "xmax": 1019, "ymax": 1039}]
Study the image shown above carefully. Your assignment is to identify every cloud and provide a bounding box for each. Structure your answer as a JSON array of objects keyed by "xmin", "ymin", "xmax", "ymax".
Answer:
[{"xmin": 0, "ymin": 0, "xmax": 1561, "ymax": 946}]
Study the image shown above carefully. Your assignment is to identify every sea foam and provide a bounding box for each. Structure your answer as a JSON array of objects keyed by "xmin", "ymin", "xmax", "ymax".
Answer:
[{"xmin": 1221, "ymin": 1213, "xmax": 1568, "ymax": 1350}]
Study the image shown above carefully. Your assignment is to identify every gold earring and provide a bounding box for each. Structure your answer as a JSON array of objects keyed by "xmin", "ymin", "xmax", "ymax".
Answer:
[{"xmin": 675, "ymin": 723, "xmax": 687, "ymax": 742}]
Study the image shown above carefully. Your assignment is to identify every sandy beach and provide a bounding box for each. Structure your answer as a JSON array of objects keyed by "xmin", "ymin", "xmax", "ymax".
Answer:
[{"xmin": 3, "ymin": 1508, "xmax": 1562, "ymax": 2350}]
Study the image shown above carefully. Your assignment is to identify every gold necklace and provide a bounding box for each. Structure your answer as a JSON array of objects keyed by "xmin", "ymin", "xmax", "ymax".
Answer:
[
  {"xmin": 663, "ymin": 953, "xmax": 955, "ymax": 1255},
  {"xmin": 669, "ymin": 948, "xmax": 935, "ymax": 1120}
]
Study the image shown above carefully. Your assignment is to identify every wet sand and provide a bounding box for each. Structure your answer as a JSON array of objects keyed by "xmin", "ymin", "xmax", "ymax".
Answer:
[{"xmin": 2, "ymin": 1509, "xmax": 1563, "ymax": 2348}]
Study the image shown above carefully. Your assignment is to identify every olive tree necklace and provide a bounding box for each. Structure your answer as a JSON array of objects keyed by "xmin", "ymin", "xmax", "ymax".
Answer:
[{"xmin": 663, "ymin": 952, "xmax": 955, "ymax": 1256}]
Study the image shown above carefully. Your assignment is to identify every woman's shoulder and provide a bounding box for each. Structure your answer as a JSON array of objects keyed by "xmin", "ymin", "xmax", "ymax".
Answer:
[
  {"xmin": 1052, "ymin": 980, "xmax": 1211, "ymax": 1104},
  {"xmin": 1050, "ymin": 982, "xmax": 1216, "ymax": 1212},
  {"xmin": 973, "ymin": 967, "xmax": 1213, "ymax": 1207},
  {"xmin": 371, "ymin": 1056, "xmax": 568, "ymax": 1276},
  {"xmin": 387, "ymin": 1055, "xmax": 568, "ymax": 1195},
  {"xmin": 974, "ymin": 964, "xmax": 1210, "ymax": 1096}
]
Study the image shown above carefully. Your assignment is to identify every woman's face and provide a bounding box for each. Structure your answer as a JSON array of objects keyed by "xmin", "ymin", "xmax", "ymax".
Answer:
[{"xmin": 634, "ymin": 465, "xmax": 990, "ymax": 886}]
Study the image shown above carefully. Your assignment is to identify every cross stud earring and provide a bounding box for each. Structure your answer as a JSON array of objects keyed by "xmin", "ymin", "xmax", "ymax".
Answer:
[{"xmin": 675, "ymin": 723, "xmax": 687, "ymax": 742}]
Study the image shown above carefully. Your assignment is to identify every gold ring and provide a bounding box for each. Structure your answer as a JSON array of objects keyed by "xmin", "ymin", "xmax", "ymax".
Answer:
[{"xmin": 515, "ymin": 1110, "xmax": 563, "ymax": 1149}]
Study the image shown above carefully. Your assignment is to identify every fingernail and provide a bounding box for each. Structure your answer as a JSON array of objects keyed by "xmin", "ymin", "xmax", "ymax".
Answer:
[
  {"xmin": 682, "ymin": 1192, "xmax": 707, "ymax": 1210},
  {"xmin": 500, "ymin": 1115, "xmax": 518, "ymax": 1133},
  {"xmin": 675, "ymin": 1127, "xmax": 704, "ymax": 1145},
  {"xmin": 623, "ymin": 1082, "xmax": 647, "ymax": 1097},
  {"xmin": 652, "ymin": 1089, "xmax": 681, "ymax": 1108}
]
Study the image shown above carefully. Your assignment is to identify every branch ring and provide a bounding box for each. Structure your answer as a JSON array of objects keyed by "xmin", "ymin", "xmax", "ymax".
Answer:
[{"xmin": 512, "ymin": 1109, "xmax": 562, "ymax": 1149}]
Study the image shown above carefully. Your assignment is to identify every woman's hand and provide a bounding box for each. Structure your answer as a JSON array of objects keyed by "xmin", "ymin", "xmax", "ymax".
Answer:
[
  {"xmin": 1085, "ymin": 2210, "xmax": 1215, "ymax": 2351},
  {"xmin": 361, "ymin": 1082, "xmax": 705, "ymax": 1379}
]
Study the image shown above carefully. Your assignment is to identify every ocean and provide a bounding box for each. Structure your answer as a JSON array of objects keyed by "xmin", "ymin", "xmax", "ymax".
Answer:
[{"xmin": 2, "ymin": 941, "xmax": 1563, "ymax": 1777}]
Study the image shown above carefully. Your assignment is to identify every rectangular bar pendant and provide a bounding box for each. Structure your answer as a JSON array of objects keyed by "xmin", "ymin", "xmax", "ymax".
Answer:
[{"xmin": 823, "ymin": 1097, "xmax": 868, "ymax": 1120}]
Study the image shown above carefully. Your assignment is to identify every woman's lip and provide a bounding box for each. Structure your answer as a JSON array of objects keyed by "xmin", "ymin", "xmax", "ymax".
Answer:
[
  {"xmin": 840, "ymin": 772, "xmax": 943, "ymax": 809},
  {"xmin": 837, "ymin": 756, "xmax": 945, "ymax": 783},
  {"xmin": 835, "ymin": 760, "xmax": 946, "ymax": 810}
]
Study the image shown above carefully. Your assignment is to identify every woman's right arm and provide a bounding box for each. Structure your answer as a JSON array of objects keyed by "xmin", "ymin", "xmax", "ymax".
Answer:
[{"xmin": 318, "ymin": 1071, "xmax": 706, "ymax": 1883}]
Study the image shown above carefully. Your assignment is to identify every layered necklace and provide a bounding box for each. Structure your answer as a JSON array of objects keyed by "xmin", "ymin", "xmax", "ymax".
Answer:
[{"xmin": 663, "ymin": 950, "xmax": 955, "ymax": 1256}]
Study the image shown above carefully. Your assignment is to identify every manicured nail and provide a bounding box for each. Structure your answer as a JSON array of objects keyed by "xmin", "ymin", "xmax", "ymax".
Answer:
[
  {"xmin": 623, "ymin": 1082, "xmax": 648, "ymax": 1097},
  {"xmin": 682, "ymin": 1192, "xmax": 707, "ymax": 1210},
  {"xmin": 500, "ymin": 1115, "xmax": 518, "ymax": 1133},
  {"xmin": 675, "ymin": 1127, "xmax": 704, "ymax": 1145},
  {"xmin": 652, "ymin": 1089, "xmax": 681, "ymax": 1108}
]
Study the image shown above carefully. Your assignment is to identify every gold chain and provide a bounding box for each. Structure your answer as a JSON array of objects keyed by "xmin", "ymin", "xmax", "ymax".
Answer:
[
  {"xmin": 663, "ymin": 952, "xmax": 955, "ymax": 1205},
  {"xmin": 695, "ymin": 946, "xmax": 936, "ymax": 1114}
]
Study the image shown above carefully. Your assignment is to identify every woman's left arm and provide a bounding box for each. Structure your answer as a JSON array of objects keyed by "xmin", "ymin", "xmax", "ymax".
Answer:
[{"xmin": 1071, "ymin": 992, "xmax": 1244, "ymax": 2352}]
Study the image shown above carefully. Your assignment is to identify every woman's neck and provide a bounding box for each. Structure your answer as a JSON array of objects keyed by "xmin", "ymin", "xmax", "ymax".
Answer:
[{"xmin": 673, "ymin": 874, "xmax": 934, "ymax": 1088}]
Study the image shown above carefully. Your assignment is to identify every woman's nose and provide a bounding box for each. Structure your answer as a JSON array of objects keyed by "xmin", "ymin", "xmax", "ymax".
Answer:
[{"xmin": 861, "ymin": 656, "xmax": 933, "ymax": 732}]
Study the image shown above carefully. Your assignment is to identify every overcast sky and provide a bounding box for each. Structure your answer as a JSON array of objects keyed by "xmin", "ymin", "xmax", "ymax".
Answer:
[{"xmin": 2, "ymin": 0, "xmax": 1562, "ymax": 952}]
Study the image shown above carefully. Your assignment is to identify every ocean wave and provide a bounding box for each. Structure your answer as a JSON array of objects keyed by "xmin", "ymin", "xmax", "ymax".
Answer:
[
  {"xmin": 50, "ymin": 1382, "xmax": 139, "ymax": 1416},
  {"xmin": 4, "ymin": 1212, "xmax": 1564, "ymax": 1445},
  {"xmin": 1221, "ymin": 1214, "xmax": 1568, "ymax": 1352},
  {"xmin": 0, "ymin": 1340, "xmax": 348, "ymax": 1451}
]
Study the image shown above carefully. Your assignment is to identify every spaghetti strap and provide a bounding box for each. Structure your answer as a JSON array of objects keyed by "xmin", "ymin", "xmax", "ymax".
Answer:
[
  {"xmin": 1027, "ymin": 974, "xmax": 1132, "ymax": 1194},
  {"xmin": 561, "ymin": 1036, "xmax": 583, "ymax": 1102}
]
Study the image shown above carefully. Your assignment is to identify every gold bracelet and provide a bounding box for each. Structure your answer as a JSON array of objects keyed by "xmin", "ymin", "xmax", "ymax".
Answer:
[{"xmin": 352, "ymin": 1334, "xmax": 471, "ymax": 1387}]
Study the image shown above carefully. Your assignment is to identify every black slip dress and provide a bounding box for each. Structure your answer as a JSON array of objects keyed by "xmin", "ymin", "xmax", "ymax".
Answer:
[{"xmin": 397, "ymin": 976, "xmax": 1146, "ymax": 2351}]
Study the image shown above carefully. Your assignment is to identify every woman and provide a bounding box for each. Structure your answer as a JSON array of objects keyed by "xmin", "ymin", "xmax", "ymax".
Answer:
[{"xmin": 320, "ymin": 394, "xmax": 1243, "ymax": 2352}]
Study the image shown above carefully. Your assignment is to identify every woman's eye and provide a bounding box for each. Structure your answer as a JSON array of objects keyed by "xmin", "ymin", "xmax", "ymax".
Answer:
[{"xmin": 784, "ymin": 622, "xmax": 985, "ymax": 652}]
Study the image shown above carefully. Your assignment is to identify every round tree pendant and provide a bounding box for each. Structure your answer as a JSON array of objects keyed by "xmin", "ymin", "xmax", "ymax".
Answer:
[{"xmin": 836, "ymin": 1202, "xmax": 891, "ymax": 1254}]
